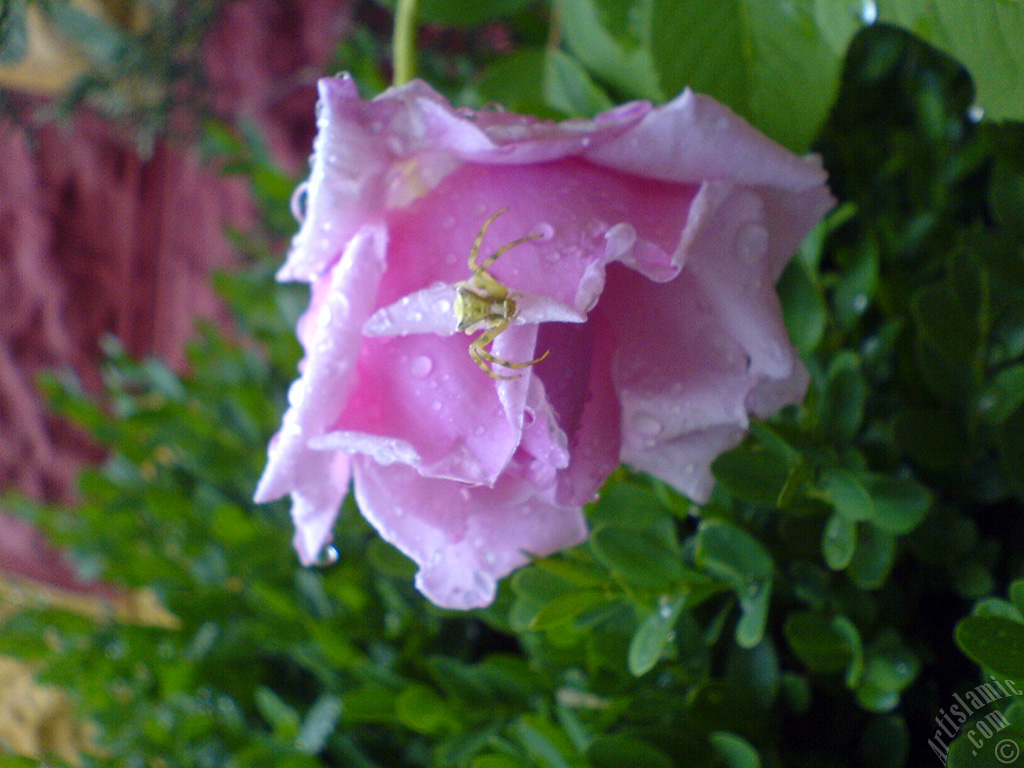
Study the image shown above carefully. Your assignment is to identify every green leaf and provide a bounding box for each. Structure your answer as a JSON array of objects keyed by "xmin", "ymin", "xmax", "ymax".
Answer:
[
  {"xmin": 847, "ymin": 525, "xmax": 897, "ymax": 589},
  {"xmin": 295, "ymin": 695, "xmax": 342, "ymax": 754},
  {"xmin": 649, "ymin": 0, "xmax": 845, "ymax": 150},
  {"xmin": 712, "ymin": 444, "xmax": 792, "ymax": 506},
  {"xmin": 980, "ymin": 364, "xmax": 1024, "ymax": 425},
  {"xmin": 509, "ymin": 569, "xmax": 575, "ymax": 632},
  {"xmin": 559, "ymin": 0, "xmax": 664, "ymax": 101},
  {"xmin": 855, "ymin": 635, "xmax": 920, "ymax": 713},
  {"xmin": 876, "ymin": 0, "xmax": 1024, "ymax": 123},
  {"xmin": 695, "ymin": 520, "xmax": 774, "ymax": 648},
  {"xmin": 588, "ymin": 735, "xmax": 674, "ymax": 768},
  {"xmin": 530, "ymin": 589, "xmax": 609, "ymax": 630},
  {"xmin": 377, "ymin": 0, "xmax": 533, "ymax": 27},
  {"xmin": 709, "ymin": 731, "xmax": 762, "ymax": 768},
  {"xmin": 544, "ymin": 49, "xmax": 615, "ymax": 117},
  {"xmin": 784, "ymin": 611, "xmax": 860, "ymax": 674},
  {"xmin": 778, "ymin": 259, "xmax": 828, "ymax": 354},
  {"xmin": 0, "ymin": 0, "xmax": 29, "ymax": 64},
  {"xmin": 628, "ymin": 596, "xmax": 686, "ymax": 675},
  {"xmin": 695, "ymin": 520, "xmax": 774, "ymax": 589},
  {"xmin": 947, "ymin": 719, "xmax": 1024, "ymax": 768},
  {"xmin": 957, "ymin": 616, "xmax": 1024, "ymax": 678},
  {"xmin": 862, "ymin": 475, "xmax": 932, "ymax": 534},
  {"xmin": 860, "ymin": 715, "xmax": 911, "ymax": 768},
  {"xmin": 822, "ymin": 512, "xmax": 858, "ymax": 570},
  {"xmin": 998, "ymin": 405, "xmax": 1024, "ymax": 501},
  {"xmin": 832, "ymin": 242, "xmax": 879, "ymax": 329},
  {"xmin": 590, "ymin": 525, "xmax": 684, "ymax": 589},
  {"xmin": 820, "ymin": 351, "xmax": 867, "ymax": 443},
  {"xmin": 472, "ymin": 757, "xmax": 530, "ymax": 768},
  {"xmin": 254, "ymin": 687, "xmax": 301, "ymax": 739},
  {"xmin": 817, "ymin": 468, "xmax": 875, "ymax": 522},
  {"xmin": 512, "ymin": 714, "xmax": 577, "ymax": 768},
  {"xmin": 396, "ymin": 684, "xmax": 448, "ymax": 734}
]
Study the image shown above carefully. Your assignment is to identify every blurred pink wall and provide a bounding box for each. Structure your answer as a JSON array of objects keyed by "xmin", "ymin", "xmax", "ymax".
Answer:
[{"xmin": 0, "ymin": 0, "xmax": 351, "ymax": 586}]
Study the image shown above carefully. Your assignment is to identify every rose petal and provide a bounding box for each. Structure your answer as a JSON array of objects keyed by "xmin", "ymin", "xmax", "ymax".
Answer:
[
  {"xmin": 603, "ymin": 264, "xmax": 796, "ymax": 503},
  {"xmin": 327, "ymin": 332, "xmax": 519, "ymax": 485},
  {"xmin": 254, "ymin": 225, "xmax": 386, "ymax": 502},
  {"xmin": 351, "ymin": 456, "xmax": 588, "ymax": 609},
  {"xmin": 585, "ymin": 87, "xmax": 829, "ymax": 192}
]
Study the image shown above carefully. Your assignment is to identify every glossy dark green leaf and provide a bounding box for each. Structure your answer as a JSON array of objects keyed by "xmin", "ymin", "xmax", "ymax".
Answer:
[
  {"xmin": 696, "ymin": 520, "xmax": 774, "ymax": 648},
  {"xmin": 784, "ymin": 611, "xmax": 859, "ymax": 674},
  {"xmin": 778, "ymin": 259, "xmax": 828, "ymax": 354},
  {"xmin": 822, "ymin": 512, "xmax": 857, "ymax": 570},
  {"xmin": 396, "ymin": 684, "xmax": 448, "ymax": 734},
  {"xmin": 847, "ymin": 525, "xmax": 897, "ymax": 590},
  {"xmin": 530, "ymin": 589, "xmax": 609, "ymax": 630},
  {"xmin": 628, "ymin": 596, "xmax": 686, "ymax": 676},
  {"xmin": 590, "ymin": 525, "xmax": 684, "ymax": 589},
  {"xmin": 817, "ymin": 468, "xmax": 875, "ymax": 522},
  {"xmin": 712, "ymin": 445, "xmax": 792, "ymax": 506},
  {"xmin": 820, "ymin": 351, "xmax": 867, "ymax": 443},
  {"xmin": 543, "ymin": 49, "xmax": 615, "ymax": 117},
  {"xmin": 509, "ymin": 569, "xmax": 575, "ymax": 631},
  {"xmin": 377, "ymin": 0, "xmax": 533, "ymax": 27},
  {"xmin": 559, "ymin": 0, "xmax": 663, "ymax": 101},
  {"xmin": 957, "ymin": 616, "xmax": 1024, "ymax": 678},
  {"xmin": 709, "ymin": 731, "xmax": 761, "ymax": 768},
  {"xmin": 588, "ymin": 735, "xmax": 674, "ymax": 768},
  {"xmin": 863, "ymin": 474, "xmax": 932, "ymax": 534},
  {"xmin": 980, "ymin": 364, "xmax": 1024, "ymax": 425}
]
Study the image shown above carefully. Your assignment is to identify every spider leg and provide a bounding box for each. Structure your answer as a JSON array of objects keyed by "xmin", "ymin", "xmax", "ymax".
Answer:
[
  {"xmin": 469, "ymin": 318, "xmax": 550, "ymax": 380},
  {"xmin": 477, "ymin": 232, "xmax": 543, "ymax": 273},
  {"xmin": 477, "ymin": 345, "xmax": 551, "ymax": 370},
  {"xmin": 468, "ymin": 208, "xmax": 509, "ymax": 270}
]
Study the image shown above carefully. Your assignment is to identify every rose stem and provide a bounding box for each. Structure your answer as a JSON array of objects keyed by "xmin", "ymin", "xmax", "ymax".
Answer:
[{"xmin": 392, "ymin": 0, "xmax": 419, "ymax": 85}]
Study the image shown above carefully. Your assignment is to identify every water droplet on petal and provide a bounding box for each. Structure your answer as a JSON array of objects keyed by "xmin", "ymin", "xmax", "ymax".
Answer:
[
  {"xmin": 633, "ymin": 412, "xmax": 663, "ymax": 436},
  {"xmin": 312, "ymin": 545, "xmax": 339, "ymax": 567},
  {"xmin": 474, "ymin": 425, "xmax": 486, "ymax": 436},
  {"xmin": 522, "ymin": 407, "xmax": 536, "ymax": 427},
  {"xmin": 735, "ymin": 222, "xmax": 769, "ymax": 263},
  {"xmin": 431, "ymin": 401, "xmax": 442, "ymax": 411},
  {"xmin": 459, "ymin": 487, "xmax": 472, "ymax": 501},
  {"xmin": 535, "ymin": 222, "xmax": 555, "ymax": 241},
  {"xmin": 287, "ymin": 381, "xmax": 306, "ymax": 407},
  {"xmin": 410, "ymin": 355, "xmax": 433, "ymax": 378},
  {"xmin": 290, "ymin": 182, "xmax": 309, "ymax": 223}
]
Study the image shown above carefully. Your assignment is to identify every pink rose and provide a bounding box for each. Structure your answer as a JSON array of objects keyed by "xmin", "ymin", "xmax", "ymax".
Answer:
[{"xmin": 254, "ymin": 75, "xmax": 834, "ymax": 609}]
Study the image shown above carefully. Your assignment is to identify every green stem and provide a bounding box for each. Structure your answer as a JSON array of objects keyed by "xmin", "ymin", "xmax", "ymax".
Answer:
[{"xmin": 392, "ymin": 0, "xmax": 419, "ymax": 86}]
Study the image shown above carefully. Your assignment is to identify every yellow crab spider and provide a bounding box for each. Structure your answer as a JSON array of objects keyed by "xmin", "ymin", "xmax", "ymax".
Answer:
[{"xmin": 454, "ymin": 209, "xmax": 550, "ymax": 380}]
